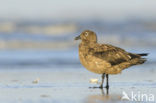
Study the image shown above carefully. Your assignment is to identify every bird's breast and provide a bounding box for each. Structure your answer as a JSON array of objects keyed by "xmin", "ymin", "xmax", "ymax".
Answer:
[{"xmin": 79, "ymin": 46, "xmax": 111, "ymax": 74}]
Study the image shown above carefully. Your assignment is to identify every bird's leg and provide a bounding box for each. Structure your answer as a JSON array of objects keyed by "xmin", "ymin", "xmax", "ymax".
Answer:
[
  {"xmin": 105, "ymin": 74, "xmax": 109, "ymax": 89},
  {"xmin": 99, "ymin": 73, "xmax": 105, "ymax": 88}
]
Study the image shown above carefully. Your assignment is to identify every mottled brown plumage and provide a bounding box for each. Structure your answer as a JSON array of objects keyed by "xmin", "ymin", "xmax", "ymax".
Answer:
[{"xmin": 75, "ymin": 30, "xmax": 148, "ymax": 88}]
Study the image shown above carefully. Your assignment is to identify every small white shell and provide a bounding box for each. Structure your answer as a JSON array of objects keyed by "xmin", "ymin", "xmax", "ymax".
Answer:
[
  {"xmin": 32, "ymin": 78, "xmax": 40, "ymax": 84},
  {"xmin": 89, "ymin": 78, "xmax": 98, "ymax": 84}
]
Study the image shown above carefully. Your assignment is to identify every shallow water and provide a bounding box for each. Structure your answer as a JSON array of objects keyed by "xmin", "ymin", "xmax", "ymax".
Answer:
[{"xmin": 0, "ymin": 64, "xmax": 156, "ymax": 103}]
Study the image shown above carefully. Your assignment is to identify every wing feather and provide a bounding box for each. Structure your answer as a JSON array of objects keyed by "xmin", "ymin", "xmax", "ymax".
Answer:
[{"xmin": 91, "ymin": 44, "xmax": 131, "ymax": 65}]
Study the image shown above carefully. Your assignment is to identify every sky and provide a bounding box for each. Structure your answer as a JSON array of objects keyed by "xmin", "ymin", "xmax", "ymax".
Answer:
[{"xmin": 0, "ymin": 0, "xmax": 156, "ymax": 21}]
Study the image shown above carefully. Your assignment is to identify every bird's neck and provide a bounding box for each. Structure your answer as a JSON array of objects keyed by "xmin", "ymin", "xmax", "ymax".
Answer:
[{"xmin": 81, "ymin": 41, "xmax": 97, "ymax": 46}]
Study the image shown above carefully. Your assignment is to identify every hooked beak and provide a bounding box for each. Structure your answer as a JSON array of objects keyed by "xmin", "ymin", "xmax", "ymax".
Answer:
[{"xmin": 74, "ymin": 35, "xmax": 81, "ymax": 40}]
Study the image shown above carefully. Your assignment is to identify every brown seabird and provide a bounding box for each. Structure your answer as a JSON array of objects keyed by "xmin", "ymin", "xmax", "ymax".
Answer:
[{"xmin": 75, "ymin": 30, "xmax": 148, "ymax": 89}]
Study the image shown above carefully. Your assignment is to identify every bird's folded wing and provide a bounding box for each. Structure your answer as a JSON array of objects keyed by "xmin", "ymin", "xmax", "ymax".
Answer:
[{"xmin": 91, "ymin": 44, "xmax": 132, "ymax": 65}]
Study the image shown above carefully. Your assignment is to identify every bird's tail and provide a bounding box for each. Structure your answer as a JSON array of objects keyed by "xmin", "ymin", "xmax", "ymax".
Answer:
[
  {"xmin": 137, "ymin": 53, "xmax": 148, "ymax": 56},
  {"xmin": 137, "ymin": 53, "xmax": 148, "ymax": 64},
  {"xmin": 130, "ymin": 53, "xmax": 148, "ymax": 64},
  {"xmin": 137, "ymin": 58, "xmax": 147, "ymax": 64}
]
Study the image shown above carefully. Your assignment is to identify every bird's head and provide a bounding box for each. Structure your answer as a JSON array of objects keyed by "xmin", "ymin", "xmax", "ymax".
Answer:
[{"xmin": 75, "ymin": 30, "xmax": 97, "ymax": 43}]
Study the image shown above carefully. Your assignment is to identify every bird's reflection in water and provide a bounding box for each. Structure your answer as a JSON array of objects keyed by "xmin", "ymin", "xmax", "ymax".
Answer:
[
  {"xmin": 101, "ymin": 88, "xmax": 109, "ymax": 95},
  {"xmin": 85, "ymin": 88, "xmax": 122, "ymax": 103}
]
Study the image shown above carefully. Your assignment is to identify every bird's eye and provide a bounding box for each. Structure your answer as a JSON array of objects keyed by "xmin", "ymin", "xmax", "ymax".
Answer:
[{"xmin": 85, "ymin": 32, "xmax": 88, "ymax": 36}]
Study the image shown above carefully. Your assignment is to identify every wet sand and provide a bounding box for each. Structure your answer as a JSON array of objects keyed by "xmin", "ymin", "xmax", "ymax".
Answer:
[{"xmin": 0, "ymin": 63, "xmax": 155, "ymax": 103}]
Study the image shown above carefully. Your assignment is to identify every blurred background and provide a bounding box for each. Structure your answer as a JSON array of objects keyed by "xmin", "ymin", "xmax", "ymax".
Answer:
[{"xmin": 0, "ymin": 0, "xmax": 156, "ymax": 69}]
